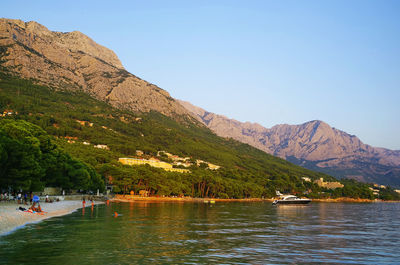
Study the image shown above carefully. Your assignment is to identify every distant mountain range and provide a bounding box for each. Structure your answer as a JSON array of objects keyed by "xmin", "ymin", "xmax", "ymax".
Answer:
[{"xmin": 179, "ymin": 100, "xmax": 400, "ymax": 187}]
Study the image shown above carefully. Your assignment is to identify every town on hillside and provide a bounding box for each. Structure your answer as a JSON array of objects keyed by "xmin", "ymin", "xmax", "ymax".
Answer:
[{"xmin": 119, "ymin": 150, "xmax": 221, "ymax": 173}]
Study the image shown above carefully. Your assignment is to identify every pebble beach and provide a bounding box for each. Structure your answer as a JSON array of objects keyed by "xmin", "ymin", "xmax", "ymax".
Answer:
[{"xmin": 0, "ymin": 200, "xmax": 102, "ymax": 236}]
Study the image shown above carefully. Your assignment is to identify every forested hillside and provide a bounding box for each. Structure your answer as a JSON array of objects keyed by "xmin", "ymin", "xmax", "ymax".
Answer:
[
  {"xmin": 0, "ymin": 72, "xmax": 391, "ymax": 199},
  {"xmin": 0, "ymin": 119, "xmax": 104, "ymax": 192}
]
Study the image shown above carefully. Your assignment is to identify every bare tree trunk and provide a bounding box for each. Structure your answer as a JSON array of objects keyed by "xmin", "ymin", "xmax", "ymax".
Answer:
[{"xmin": 205, "ymin": 186, "xmax": 210, "ymax": 198}]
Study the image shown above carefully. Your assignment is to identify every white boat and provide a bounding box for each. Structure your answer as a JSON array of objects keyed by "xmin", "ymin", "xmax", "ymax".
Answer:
[{"xmin": 272, "ymin": 195, "xmax": 311, "ymax": 205}]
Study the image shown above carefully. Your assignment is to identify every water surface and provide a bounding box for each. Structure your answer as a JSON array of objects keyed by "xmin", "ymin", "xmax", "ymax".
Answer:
[{"xmin": 1, "ymin": 202, "xmax": 399, "ymax": 264}]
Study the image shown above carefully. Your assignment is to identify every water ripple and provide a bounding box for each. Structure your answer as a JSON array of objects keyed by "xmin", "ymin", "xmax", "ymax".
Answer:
[{"xmin": 1, "ymin": 202, "xmax": 400, "ymax": 264}]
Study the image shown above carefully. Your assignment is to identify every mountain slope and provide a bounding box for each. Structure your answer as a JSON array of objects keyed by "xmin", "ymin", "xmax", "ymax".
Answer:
[
  {"xmin": 179, "ymin": 100, "xmax": 400, "ymax": 187},
  {"xmin": 0, "ymin": 18, "xmax": 188, "ymax": 117},
  {"xmin": 0, "ymin": 72, "xmax": 357, "ymax": 199},
  {"xmin": 0, "ymin": 18, "xmax": 386, "ymax": 198}
]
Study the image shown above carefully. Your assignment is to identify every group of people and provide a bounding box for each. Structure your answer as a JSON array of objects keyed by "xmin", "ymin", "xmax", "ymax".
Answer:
[
  {"xmin": 16, "ymin": 195, "xmax": 43, "ymax": 213},
  {"xmin": 0, "ymin": 192, "xmax": 9, "ymax": 201},
  {"xmin": 1, "ymin": 192, "xmax": 31, "ymax": 204},
  {"xmin": 82, "ymin": 197, "xmax": 96, "ymax": 208},
  {"xmin": 1, "ymin": 192, "xmax": 60, "ymax": 204},
  {"xmin": 0, "ymin": 192, "xmax": 59, "ymax": 213}
]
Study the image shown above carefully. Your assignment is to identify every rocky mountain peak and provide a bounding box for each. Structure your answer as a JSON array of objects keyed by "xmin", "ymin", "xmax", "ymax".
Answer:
[
  {"xmin": 1, "ymin": 18, "xmax": 123, "ymax": 69},
  {"xmin": 0, "ymin": 18, "xmax": 189, "ymax": 117},
  {"xmin": 180, "ymin": 101, "xmax": 400, "ymax": 186}
]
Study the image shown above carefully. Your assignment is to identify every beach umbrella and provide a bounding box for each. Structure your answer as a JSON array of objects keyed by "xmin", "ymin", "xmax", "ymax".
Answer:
[{"xmin": 33, "ymin": 195, "xmax": 40, "ymax": 202}]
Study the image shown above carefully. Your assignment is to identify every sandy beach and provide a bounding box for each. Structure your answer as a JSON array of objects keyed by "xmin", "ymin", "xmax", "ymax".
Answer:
[{"xmin": 0, "ymin": 200, "xmax": 102, "ymax": 236}]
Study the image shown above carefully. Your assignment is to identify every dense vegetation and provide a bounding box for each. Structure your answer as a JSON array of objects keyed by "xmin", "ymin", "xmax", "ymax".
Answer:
[
  {"xmin": 0, "ymin": 119, "xmax": 104, "ymax": 193},
  {"xmin": 0, "ymin": 71, "xmax": 397, "ymax": 200}
]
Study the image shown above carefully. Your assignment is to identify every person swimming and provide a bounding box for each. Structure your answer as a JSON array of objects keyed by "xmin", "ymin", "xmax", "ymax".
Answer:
[{"xmin": 113, "ymin": 212, "xmax": 123, "ymax": 217}]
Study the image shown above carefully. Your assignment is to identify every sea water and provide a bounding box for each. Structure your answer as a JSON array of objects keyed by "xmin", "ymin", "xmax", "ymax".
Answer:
[{"xmin": 0, "ymin": 202, "xmax": 399, "ymax": 264}]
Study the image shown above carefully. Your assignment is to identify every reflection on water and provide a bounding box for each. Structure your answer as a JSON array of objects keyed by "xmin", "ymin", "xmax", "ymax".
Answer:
[{"xmin": 1, "ymin": 202, "xmax": 399, "ymax": 264}]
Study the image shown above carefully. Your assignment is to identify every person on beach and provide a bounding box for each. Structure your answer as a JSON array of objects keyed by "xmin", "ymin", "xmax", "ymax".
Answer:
[
  {"xmin": 29, "ymin": 202, "xmax": 42, "ymax": 212},
  {"xmin": 45, "ymin": 194, "xmax": 53, "ymax": 203},
  {"xmin": 82, "ymin": 197, "xmax": 86, "ymax": 207},
  {"xmin": 24, "ymin": 193, "xmax": 28, "ymax": 205}
]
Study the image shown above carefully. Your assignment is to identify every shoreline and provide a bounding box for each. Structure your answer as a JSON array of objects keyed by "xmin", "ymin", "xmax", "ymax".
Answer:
[
  {"xmin": 112, "ymin": 195, "xmax": 270, "ymax": 203},
  {"xmin": 0, "ymin": 200, "xmax": 102, "ymax": 236},
  {"xmin": 112, "ymin": 195, "xmax": 398, "ymax": 203},
  {"xmin": 2, "ymin": 196, "xmax": 398, "ymax": 236}
]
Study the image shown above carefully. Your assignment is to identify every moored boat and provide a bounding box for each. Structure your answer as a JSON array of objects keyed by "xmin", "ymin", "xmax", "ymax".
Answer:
[{"xmin": 272, "ymin": 195, "xmax": 311, "ymax": 205}]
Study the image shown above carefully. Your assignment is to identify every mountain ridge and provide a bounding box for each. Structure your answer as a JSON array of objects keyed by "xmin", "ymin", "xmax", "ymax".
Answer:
[
  {"xmin": 2, "ymin": 18, "xmax": 399, "ymax": 188},
  {"xmin": 179, "ymin": 100, "xmax": 400, "ymax": 186},
  {"xmin": 2, "ymin": 71, "xmax": 355, "ymax": 199},
  {"xmin": 0, "ymin": 18, "xmax": 189, "ymax": 118}
]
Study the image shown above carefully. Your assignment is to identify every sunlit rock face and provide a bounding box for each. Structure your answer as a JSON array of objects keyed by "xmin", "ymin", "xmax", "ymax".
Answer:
[
  {"xmin": 0, "ymin": 18, "xmax": 189, "ymax": 117},
  {"xmin": 180, "ymin": 100, "xmax": 400, "ymax": 186}
]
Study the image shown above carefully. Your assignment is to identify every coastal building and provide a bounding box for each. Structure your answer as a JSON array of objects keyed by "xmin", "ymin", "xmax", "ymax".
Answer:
[
  {"xmin": 369, "ymin": 187, "xmax": 380, "ymax": 195},
  {"xmin": 76, "ymin": 120, "xmax": 86, "ymax": 126},
  {"xmin": 75, "ymin": 120, "xmax": 93, "ymax": 127},
  {"xmin": 302, "ymin": 177, "xmax": 311, "ymax": 182},
  {"xmin": 173, "ymin": 161, "xmax": 192, "ymax": 168},
  {"xmin": 157, "ymin": 151, "xmax": 190, "ymax": 162},
  {"xmin": 165, "ymin": 168, "xmax": 191, "ymax": 173},
  {"xmin": 196, "ymin": 159, "xmax": 205, "ymax": 166},
  {"xmin": 374, "ymin": 183, "xmax": 387, "ymax": 189},
  {"xmin": 196, "ymin": 159, "xmax": 221, "ymax": 170},
  {"xmin": 207, "ymin": 163, "xmax": 220, "ymax": 170},
  {"xmin": 158, "ymin": 151, "xmax": 173, "ymax": 157},
  {"xmin": 94, "ymin": 144, "xmax": 109, "ymax": 150},
  {"xmin": 64, "ymin": 136, "xmax": 78, "ymax": 140},
  {"xmin": 139, "ymin": 190, "xmax": 150, "ymax": 197},
  {"xmin": 314, "ymin": 178, "xmax": 344, "ymax": 189},
  {"xmin": 64, "ymin": 136, "xmax": 78, "ymax": 143},
  {"xmin": 156, "ymin": 151, "xmax": 219, "ymax": 170},
  {"xmin": 0, "ymin": 109, "xmax": 19, "ymax": 117},
  {"xmin": 118, "ymin": 158, "xmax": 190, "ymax": 173}
]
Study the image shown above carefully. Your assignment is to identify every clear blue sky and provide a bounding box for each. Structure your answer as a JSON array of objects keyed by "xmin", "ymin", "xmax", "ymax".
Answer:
[{"xmin": 2, "ymin": 0, "xmax": 400, "ymax": 149}]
